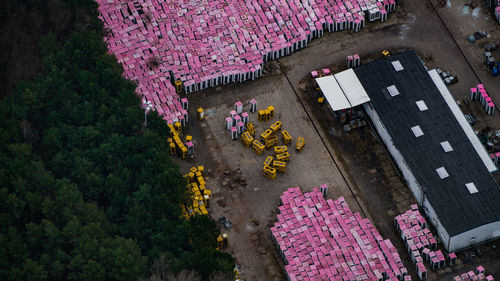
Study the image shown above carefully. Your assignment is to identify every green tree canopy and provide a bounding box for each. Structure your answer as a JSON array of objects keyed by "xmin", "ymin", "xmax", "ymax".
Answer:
[{"xmin": 0, "ymin": 1, "xmax": 234, "ymax": 280}]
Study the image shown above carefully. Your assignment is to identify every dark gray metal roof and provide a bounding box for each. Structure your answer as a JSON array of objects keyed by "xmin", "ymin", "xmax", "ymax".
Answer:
[{"xmin": 354, "ymin": 50, "xmax": 500, "ymax": 236}]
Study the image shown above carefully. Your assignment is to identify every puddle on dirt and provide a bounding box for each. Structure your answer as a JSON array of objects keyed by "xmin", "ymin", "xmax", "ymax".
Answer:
[
  {"xmin": 205, "ymin": 108, "xmax": 216, "ymax": 116},
  {"xmin": 461, "ymin": 6, "xmax": 470, "ymax": 15},
  {"xmin": 471, "ymin": 7, "xmax": 480, "ymax": 18},
  {"xmin": 399, "ymin": 13, "xmax": 416, "ymax": 40}
]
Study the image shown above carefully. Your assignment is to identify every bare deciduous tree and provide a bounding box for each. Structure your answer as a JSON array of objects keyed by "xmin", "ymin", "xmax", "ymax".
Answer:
[
  {"xmin": 209, "ymin": 271, "xmax": 233, "ymax": 281},
  {"xmin": 142, "ymin": 255, "xmax": 201, "ymax": 281}
]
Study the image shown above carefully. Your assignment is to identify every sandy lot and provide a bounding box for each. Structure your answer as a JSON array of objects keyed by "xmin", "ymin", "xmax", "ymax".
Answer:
[{"xmin": 173, "ymin": 1, "xmax": 500, "ymax": 280}]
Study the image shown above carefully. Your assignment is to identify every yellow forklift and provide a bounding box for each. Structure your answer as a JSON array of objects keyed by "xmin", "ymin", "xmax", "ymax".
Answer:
[
  {"xmin": 270, "ymin": 120, "xmax": 282, "ymax": 132},
  {"xmin": 273, "ymin": 160, "xmax": 287, "ymax": 173},
  {"xmin": 252, "ymin": 140, "xmax": 265, "ymax": 155},
  {"xmin": 296, "ymin": 137, "xmax": 305, "ymax": 152},
  {"xmin": 246, "ymin": 122, "xmax": 256, "ymax": 137},
  {"xmin": 276, "ymin": 152, "xmax": 290, "ymax": 162},
  {"xmin": 281, "ymin": 130, "xmax": 292, "ymax": 145},
  {"xmin": 263, "ymin": 165, "xmax": 277, "ymax": 180}
]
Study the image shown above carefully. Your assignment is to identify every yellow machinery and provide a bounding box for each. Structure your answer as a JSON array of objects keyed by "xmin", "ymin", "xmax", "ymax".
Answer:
[
  {"xmin": 264, "ymin": 135, "xmax": 278, "ymax": 148},
  {"xmin": 198, "ymin": 183, "xmax": 205, "ymax": 193},
  {"xmin": 203, "ymin": 194, "xmax": 210, "ymax": 207},
  {"xmin": 267, "ymin": 106, "xmax": 275, "ymax": 118},
  {"xmin": 180, "ymin": 204, "xmax": 189, "ymax": 219},
  {"xmin": 204, "ymin": 189, "xmax": 211, "ymax": 198},
  {"xmin": 199, "ymin": 204, "xmax": 208, "ymax": 215},
  {"xmin": 264, "ymin": 156, "xmax": 274, "ymax": 167},
  {"xmin": 281, "ymin": 130, "xmax": 292, "ymax": 145},
  {"xmin": 263, "ymin": 165, "xmax": 277, "ymax": 180},
  {"xmin": 246, "ymin": 122, "xmax": 256, "ymax": 137},
  {"xmin": 241, "ymin": 131, "xmax": 254, "ymax": 147},
  {"xmin": 195, "ymin": 171, "xmax": 202, "ymax": 178},
  {"xmin": 197, "ymin": 107, "xmax": 205, "ymax": 120},
  {"xmin": 168, "ymin": 124, "xmax": 177, "ymax": 137},
  {"xmin": 190, "ymin": 166, "xmax": 198, "ymax": 174},
  {"xmin": 258, "ymin": 110, "xmax": 266, "ymax": 122},
  {"xmin": 274, "ymin": 145, "xmax": 288, "ymax": 155},
  {"xmin": 252, "ymin": 140, "xmax": 265, "ymax": 155},
  {"xmin": 318, "ymin": 97, "xmax": 325, "ymax": 104},
  {"xmin": 174, "ymin": 121, "xmax": 182, "ymax": 133},
  {"xmin": 193, "ymin": 196, "xmax": 199, "ymax": 208},
  {"xmin": 296, "ymin": 137, "xmax": 305, "ymax": 152},
  {"xmin": 234, "ymin": 268, "xmax": 240, "ymax": 281},
  {"xmin": 264, "ymin": 109, "xmax": 271, "ymax": 121},
  {"xmin": 197, "ymin": 176, "xmax": 205, "ymax": 187},
  {"xmin": 190, "ymin": 182, "xmax": 198, "ymax": 190},
  {"xmin": 216, "ymin": 235, "xmax": 224, "ymax": 250},
  {"xmin": 173, "ymin": 135, "xmax": 182, "ymax": 146},
  {"xmin": 180, "ymin": 145, "xmax": 188, "ymax": 159},
  {"xmin": 273, "ymin": 160, "xmax": 287, "ymax": 173},
  {"xmin": 167, "ymin": 122, "xmax": 191, "ymax": 161},
  {"xmin": 173, "ymin": 135, "xmax": 186, "ymax": 159},
  {"xmin": 382, "ymin": 50, "xmax": 390, "ymax": 57},
  {"xmin": 216, "ymin": 233, "xmax": 229, "ymax": 250},
  {"xmin": 187, "ymin": 172, "xmax": 195, "ymax": 183},
  {"xmin": 174, "ymin": 79, "xmax": 183, "ymax": 93},
  {"xmin": 181, "ymin": 166, "xmax": 213, "ymax": 220},
  {"xmin": 169, "ymin": 142, "xmax": 176, "ymax": 155},
  {"xmin": 260, "ymin": 129, "xmax": 274, "ymax": 142},
  {"xmin": 276, "ymin": 152, "xmax": 290, "ymax": 162},
  {"xmin": 270, "ymin": 120, "xmax": 282, "ymax": 132},
  {"xmin": 258, "ymin": 106, "xmax": 274, "ymax": 121}
]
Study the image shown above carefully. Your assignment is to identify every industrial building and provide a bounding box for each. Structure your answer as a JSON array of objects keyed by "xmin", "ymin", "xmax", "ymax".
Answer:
[
  {"xmin": 356, "ymin": 50, "xmax": 500, "ymax": 252},
  {"xmin": 317, "ymin": 50, "xmax": 500, "ymax": 252}
]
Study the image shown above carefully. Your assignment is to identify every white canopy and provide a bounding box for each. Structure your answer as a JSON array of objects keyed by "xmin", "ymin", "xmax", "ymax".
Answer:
[
  {"xmin": 315, "ymin": 76, "xmax": 351, "ymax": 111},
  {"xmin": 315, "ymin": 69, "xmax": 370, "ymax": 111},
  {"xmin": 334, "ymin": 68, "xmax": 371, "ymax": 107}
]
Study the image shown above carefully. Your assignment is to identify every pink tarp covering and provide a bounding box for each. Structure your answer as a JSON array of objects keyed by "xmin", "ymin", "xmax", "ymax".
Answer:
[
  {"xmin": 272, "ymin": 187, "xmax": 407, "ymax": 281},
  {"xmin": 96, "ymin": 0, "xmax": 396, "ymax": 124}
]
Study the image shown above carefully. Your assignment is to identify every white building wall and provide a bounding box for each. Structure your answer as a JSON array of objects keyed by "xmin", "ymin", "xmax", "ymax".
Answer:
[
  {"xmin": 363, "ymin": 102, "xmax": 452, "ymax": 250},
  {"xmin": 421, "ymin": 195, "xmax": 450, "ymax": 249},
  {"xmin": 449, "ymin": 220, "xmax": 500, "ymax": 252},
  {"xmin": 363, "ymin": 103, "xmax": 423, "ymax": 202}
]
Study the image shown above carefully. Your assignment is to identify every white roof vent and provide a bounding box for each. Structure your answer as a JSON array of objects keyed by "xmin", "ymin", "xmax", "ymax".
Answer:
[
  {"xmin": 392, "ymin": 60, "xmax": 404, "ymax": 71},
  {"xmin": 436, "ymin": 167, "xmax": 449, "ymax": 179},
  {"xmin": 465, "ymin": 182, "xmax": 478, "ymax": 194},
  {"xmin": 387, "ymin": 85, "xmax": 400, "ymax": 97},
  {"xmin": 411, "ymin": 125, "xmax": 424, "ymax": 137},
  {"xmin": 416, "ymin": 100, "xmax": 428, "ymax": 111},
  {"xmin": 440, "ymin": 141, "xmax": 453, "ymax": 152}
]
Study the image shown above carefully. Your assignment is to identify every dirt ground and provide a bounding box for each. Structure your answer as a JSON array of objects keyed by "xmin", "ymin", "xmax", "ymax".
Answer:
[
  {"xmin": 432, "ymin": 0, "xmax": 500, "ymax": 112},
  {"xmin": 173, "ymin": 1, "xmax": 500, "ymax": 280}
]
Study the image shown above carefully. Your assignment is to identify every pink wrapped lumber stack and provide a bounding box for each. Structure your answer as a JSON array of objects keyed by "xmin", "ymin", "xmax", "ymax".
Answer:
[
  {"xmin": 470, "ymin": 84, "xmax": 495, "ymax": 115},
  {"xmin": 272, "ymin": 187, "xmax": 408, "ymax": 281},
  {"xmin": 96, "ymin": 0, "xmax": 397, "ymax": 124},
  {"xmin": 495, "ymin": 0, "xmax": 500, "ymax": 24},
  {"xmin": 452, "ymin": 265, "xmax": 494, "ymax": 281},
  {"xmin": 395, "ymin": 205, "xmax": 457, "ymax": 278}
]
